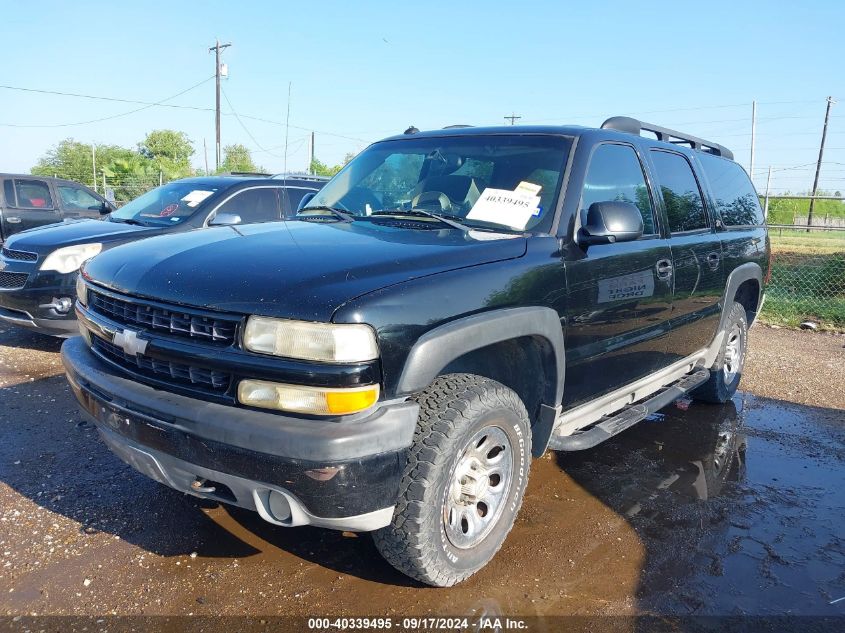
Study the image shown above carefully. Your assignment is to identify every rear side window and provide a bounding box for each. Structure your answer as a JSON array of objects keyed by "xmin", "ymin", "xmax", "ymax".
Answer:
[
  {"xmin": 2, "ymin": 181, "xmax": 13, "ymax": 206},
  {"xmin": 10, "ymin": 179, "xmax": 54, "ymax": 210},
  {"xmin": 580, "ymin": 143, "xmax": 656, "ymax": 235},
  {"xmin": 650, "ymin": 151, "xmax": 708, "ymax": 233},
  {"xmin": 698, "ymin": 153, "xmax": 764, "ymax": 226}
]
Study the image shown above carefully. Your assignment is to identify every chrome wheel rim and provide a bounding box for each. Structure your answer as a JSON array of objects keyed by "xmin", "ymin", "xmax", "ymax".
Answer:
[
  {"xmin": 722, "ymin": 323, "xmax": 743, "ymax": 383},
  {"xmin": 443, "ymin": 426, "xmax": 513, "ymax": 550}
]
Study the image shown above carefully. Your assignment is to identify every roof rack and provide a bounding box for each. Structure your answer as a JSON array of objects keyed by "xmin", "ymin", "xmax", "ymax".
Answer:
[
  {"xmin": 221, "ymin": 171, "xmax": 272, "ymax": 177},
  {"xmin": 270, "ymin": 173, "xmax": 330, "ymax": 182},
  {"xmin": 442, "ymin": 124, "xmax": 473, "ymax": 129},
  {"xmin": 600, "ymin": 116, "xmax": 734, "ymax": 160}
]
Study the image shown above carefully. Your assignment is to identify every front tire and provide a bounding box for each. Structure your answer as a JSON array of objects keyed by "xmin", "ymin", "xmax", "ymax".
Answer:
[
  {"xmin": 373, "ymin": 374, "xmax": 531, "ymax": 587},
  {"xmin": 692, "ymin": 301, "xmax": 748, "ymax": 403}
]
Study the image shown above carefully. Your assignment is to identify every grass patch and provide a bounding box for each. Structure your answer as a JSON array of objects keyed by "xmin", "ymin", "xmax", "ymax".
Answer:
[{"xmin": 769, "ymin": 229, "xmax": 845, "ymax": 255}]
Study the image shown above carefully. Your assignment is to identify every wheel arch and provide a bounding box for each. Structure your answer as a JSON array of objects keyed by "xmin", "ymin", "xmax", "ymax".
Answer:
[
  {"xmin": 720, "ymin": 262, "xmax": 763, "ymax": 330},
  {"xmin": 395, "ymin": 307, "xmax": 565, "ymax": 457}
]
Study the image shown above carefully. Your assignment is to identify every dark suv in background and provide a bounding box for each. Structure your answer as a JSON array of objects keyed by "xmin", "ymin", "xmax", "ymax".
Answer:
[
  {"xmin": 0, "ymin": 174, "xmax": 326, "ymax": 336},
  {"xmin": 1, "ymin": 174, "xmax": 113, "ymax": 244},
  {"xmin": 62, "ymin": 118, "xmax": 768, "ymax": 586}
]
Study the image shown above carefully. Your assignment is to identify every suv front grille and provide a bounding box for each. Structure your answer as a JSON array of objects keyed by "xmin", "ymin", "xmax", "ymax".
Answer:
[
  {"xmin": 91, "ymin": 335, "xmax": 231, "ymax": 393},
  {"xmin": 88, "ymin": 289, "xmax": 240, "ymax": 345},
  {"xmin": 0, "ymin": 271, "xmax": 29, "ymax": 289},
  {"xmin": 2, "ymin": 248, "xmax": 38, "ymax": 262}
]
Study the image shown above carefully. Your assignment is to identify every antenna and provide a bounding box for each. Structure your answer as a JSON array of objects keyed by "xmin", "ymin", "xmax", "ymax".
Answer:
[{"xmin": 283, "ymin": 82, "xmax": 292, "ymax": 178}]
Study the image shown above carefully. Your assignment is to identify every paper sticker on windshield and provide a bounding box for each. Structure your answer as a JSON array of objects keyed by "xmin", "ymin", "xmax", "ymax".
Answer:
[
  {"xmin": 159, "ymin": 203, "xmax": 179, "ymax": 217},
  {"xmin": 181, "ymin": 190, "xmax": 215, "ymax": 208},
  {"xmin": 516, "ymin": 181, "xmax": 542, "ymax": 196},
  {"xmin": 466, "ymin": 188, "xmax": 540, "ymax": 229}
]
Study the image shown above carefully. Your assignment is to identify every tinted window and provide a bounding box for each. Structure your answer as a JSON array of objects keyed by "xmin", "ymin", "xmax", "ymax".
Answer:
[
  {"xmin": 580, "ymin": 144, "xmax": 656, "ymax": 235},
  {"xmin": 2, "ymin": 181, "xmax": 14, "ymax": 206},
  {"xmin": 650, "ymin": 151, "xmax": 708, "ymax": 233},
  {"xmin": 215, "ymin": 188, "xmax": 279, "ymax": 223},
  {"xmin": 13, "ymin": 179, "xmax": 54, "ymax": 209},
  {"xmin": 58, "ymin": 185, "xmax": 102, "ymax": 210},
  {"xmin": 698, "ymin": 153, "xmax": 764, "ymax": 226},
  {"xmin": 282, "ymin": 188, "xmax": 318, "ymax": 216}
]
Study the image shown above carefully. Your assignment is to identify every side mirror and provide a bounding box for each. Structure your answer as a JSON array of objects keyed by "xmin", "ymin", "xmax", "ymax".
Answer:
[
  {"xmin": 209, "ymin": 212, "xmax": 242, "ymax": 226},
  {"xmin": 95, "ymin": 201, "xmax": 113, "ymax": 214},
  {"xmin": 579, "ymin": 201, "xmax": 643, "ymax": 246},
  {"xmin": 297, "ymin": 191, "xmax": 317, "ymax": 212}
]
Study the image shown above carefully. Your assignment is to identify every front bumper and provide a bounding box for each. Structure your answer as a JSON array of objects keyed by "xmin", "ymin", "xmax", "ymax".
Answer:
[
  {"xmin": 62, "ymin": 336, "xmax": 419, "ymax": 531},
  {"xmin": 0, "ymin": 262, "xmax": 78, "ymax": 337}
]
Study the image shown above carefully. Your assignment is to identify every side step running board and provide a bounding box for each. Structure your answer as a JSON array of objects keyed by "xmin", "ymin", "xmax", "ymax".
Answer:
[{"xmin": 548, "ymin": 369, "xmax": 710, "ymax": 452}]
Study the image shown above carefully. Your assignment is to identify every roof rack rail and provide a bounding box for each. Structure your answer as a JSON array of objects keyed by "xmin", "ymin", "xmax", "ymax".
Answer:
[
  {"xmin": 442, "ymin": 124, "xmax": 473, "ymax": 129},
  {"xmin": 270, "ymin": 173, "xmax": 331, "ymax": 181},
  {"xmin": 600, "ymin": 116, "xmax": 734, "ymax": 160},
  {"xmin": 222, "ymin": 171, "xmax": 272, "ymax": 177}
]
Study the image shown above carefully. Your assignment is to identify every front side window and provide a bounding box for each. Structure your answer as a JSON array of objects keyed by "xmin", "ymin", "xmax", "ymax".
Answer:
[
  {"xmin": 650, "ymin": 151, "xmax": 709, "ymax": 233},
  {"xmin": 13, "ymin": 179, "xmax": 54, "ymax": 210},
  {"xmin": 282, "ymin": 188, "xmax": 319, "ymax": 216},
  {"xmin": 580, "ymin": 143, "xmax": 656, "ymax": 235},
  {"xmin": 214, "ymin": 188, "xmax": 279, "ymax": 224},
  {"xmin": 58, "ymin": 185, "xmax": 101, "ymax": 210},
  {"xmin": 698, "ymin": 153, "xmax": 764, "ymax": 226},
  {"xmin": 304, "ymin": 135, "xmax": 572, "ymax": 233},
  {"xmin": 110, "ymin": 182, "xmax": 222, "ymax": 226}
]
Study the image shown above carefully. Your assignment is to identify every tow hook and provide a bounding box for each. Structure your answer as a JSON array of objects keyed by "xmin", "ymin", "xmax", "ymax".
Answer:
[{"xmin": 190, "ymin": 478, "xmax": 216, "ymax": 494}]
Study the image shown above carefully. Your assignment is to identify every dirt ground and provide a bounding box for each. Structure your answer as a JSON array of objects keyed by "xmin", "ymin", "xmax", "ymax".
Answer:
[{"xmin": 0, "ymin": 323, "xmax": 843, "ymax": 624}]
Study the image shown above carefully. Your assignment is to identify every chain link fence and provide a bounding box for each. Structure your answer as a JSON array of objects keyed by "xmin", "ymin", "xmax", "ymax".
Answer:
[{"xmin": 762, "ymin": 228, "xmax": 845, "ymax": 328}]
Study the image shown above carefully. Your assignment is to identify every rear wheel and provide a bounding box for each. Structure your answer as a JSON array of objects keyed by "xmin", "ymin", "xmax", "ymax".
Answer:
[
  {"xmin": 373, "ymin": 373, "xmax": 531, "ymax": 587},
  {"xmin": 692, "ymin": 301, "xmax": 748, "ymax": 403}
]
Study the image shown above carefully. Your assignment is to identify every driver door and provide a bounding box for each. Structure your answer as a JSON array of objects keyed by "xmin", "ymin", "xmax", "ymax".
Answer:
[{"xmin": 562, "ymin": 142, "xmax": 674, "ymax": 409}]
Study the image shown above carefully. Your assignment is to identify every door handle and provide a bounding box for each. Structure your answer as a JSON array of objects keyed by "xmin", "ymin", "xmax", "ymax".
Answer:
[
  {"xmin": 7, "ymin": 217, "xmax": 21, "ymax": 224},
  {"xmin": 655, "ymin": 258, "xmax": 673, "ymax": 280}
]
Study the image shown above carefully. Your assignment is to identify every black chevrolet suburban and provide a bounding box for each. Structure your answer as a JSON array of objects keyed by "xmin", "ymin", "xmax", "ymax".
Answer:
[
  {"xmin": 0, "ymin": 175, "xmax": 326, "ymax": 336},
  {"xmin": 62, "ymin": 118, "xmax": 769, "ymax": 586}
]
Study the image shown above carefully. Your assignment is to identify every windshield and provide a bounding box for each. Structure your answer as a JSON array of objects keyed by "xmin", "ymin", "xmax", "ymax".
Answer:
[
  {"xmin": 302, "ymin": 134, "xmax": 572, "ymax": 232},
  {"xmin": 110, "ymin": 182, "xmax": 222, "ymax": 226}
]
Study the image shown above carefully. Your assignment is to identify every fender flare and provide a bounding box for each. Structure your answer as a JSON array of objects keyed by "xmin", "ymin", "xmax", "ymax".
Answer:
[
  {"xmin": 719, "ymin": 262, "xmax": 763, "ymax": 332},
  {"xmin": 395, "ymin": 307, "xmax": 565, "ymax": 457}
]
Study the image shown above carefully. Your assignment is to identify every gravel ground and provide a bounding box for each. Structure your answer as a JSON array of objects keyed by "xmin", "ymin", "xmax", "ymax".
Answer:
[
  {"xmin": 0, "ymin": 322, "xmax": 843, "ymax": 623},
  {"xmin": 743, "ymin": 324, "xmax": 845, "ymax": 409}
]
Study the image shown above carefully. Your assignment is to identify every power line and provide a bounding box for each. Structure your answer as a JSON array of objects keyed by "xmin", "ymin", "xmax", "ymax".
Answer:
[
  {"xmin": 0, "ymin": 77, "xmax": 214, "ymax": 128},
  {"xmin": 221, "ymin": 86, "xmax": 280, "ymax": 158},
  {"xmin": 0, "ymin": 82, "xmax": 214, "ymax": 112}
]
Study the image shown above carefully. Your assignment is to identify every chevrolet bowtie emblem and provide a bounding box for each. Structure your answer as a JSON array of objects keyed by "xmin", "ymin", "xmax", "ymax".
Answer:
[{"xmin": 113, "ymin": 328, "xmax": 148, "ymax": 356}]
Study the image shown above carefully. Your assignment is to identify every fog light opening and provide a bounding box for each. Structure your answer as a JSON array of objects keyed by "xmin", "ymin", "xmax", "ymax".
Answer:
[
  {"xmin": 56, "ymin": 297, "xmax": 73, "ymax": 314},
  {"xmin": 268, "ymin": 490, "xmax": 292, "ymax": 523}
]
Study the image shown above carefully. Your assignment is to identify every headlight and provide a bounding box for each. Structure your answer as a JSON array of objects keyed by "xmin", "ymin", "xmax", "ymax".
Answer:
[
  {"xmin": 40, "ymin": 243, "xmax": 102, "ymax": 274},
  {"xmin": 243, "ymin": 316, "xmax": 379, "ymax": 363},
  {"xmin": 238, "ymin": 380, "xmax": 380, "ymax": 415},
  {"xmin": 75, "ymin": 273, "xmax": 88, "ymax": 307}
]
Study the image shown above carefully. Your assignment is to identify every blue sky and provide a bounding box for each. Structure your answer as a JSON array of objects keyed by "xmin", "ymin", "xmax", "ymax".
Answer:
[{"xmin": 1, "ymin": 0, "xmax": 843, "ymax": 193}]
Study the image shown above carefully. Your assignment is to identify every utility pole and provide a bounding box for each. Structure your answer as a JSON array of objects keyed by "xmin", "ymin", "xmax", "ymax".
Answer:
[
  {"xmin": 808, "ymin": 96, "xmax": 836, "ymax": 230},
  {"xmin": 763, "ymin": 165, "xmax": 772, "ymax": 220},
  {"xmin": 504, "ymin": 112, "xmax": 521, "ymax": 125},
  {"xmin": 749, "ymin": 100, "xmax": 757, "ymax": 179},
  {"xmin": 91, "ymin": 144, "xmax": 97, "ymax": 192},
  {"xmin": 209, "ymin": 39, "xmax": 231, "ymax": 171},
  {"xmin": 308, "ymin": 131, "xmax": 315, "ymax": 174}
]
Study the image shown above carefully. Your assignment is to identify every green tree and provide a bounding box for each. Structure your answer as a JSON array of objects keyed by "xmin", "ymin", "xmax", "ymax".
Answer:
[
  {"xmin": 31, "ymin": 139, "xmax": 136, "ymax": 186},
  {"xmin": 219, "ymin": 144, "xmax": 263, "ymax": 174},
  {"xmin": 139, "ymin": 130, "xmax": 195, "ymax": 179},
  {"xmin": 309, "ymin": 152, "xmax": 355, "ymax": 177}
]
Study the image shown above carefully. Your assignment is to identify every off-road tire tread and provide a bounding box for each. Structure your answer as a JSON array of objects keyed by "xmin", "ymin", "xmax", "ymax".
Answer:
[{"xmin": 373, "ymin": 373, "xmax": 531, "ymax": 587}]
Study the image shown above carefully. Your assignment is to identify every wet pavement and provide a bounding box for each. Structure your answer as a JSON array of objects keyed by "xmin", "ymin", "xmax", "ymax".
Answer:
[{"xmin": 0, "ymin": 325, "xmax": 844, "ymax": 620}]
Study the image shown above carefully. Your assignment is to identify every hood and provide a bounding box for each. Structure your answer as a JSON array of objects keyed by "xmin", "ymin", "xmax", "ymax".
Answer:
[
  {"xmin": 5, "ymin": 219, "xmax": 166, "ymax": 254},
  {"xmin": 84, "ymin": 220, "xmax": 527, "ymax": 322}
]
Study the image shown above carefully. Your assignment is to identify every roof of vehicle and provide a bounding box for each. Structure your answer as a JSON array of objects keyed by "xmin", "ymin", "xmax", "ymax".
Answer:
[
  {"xmin": 0, "ymin": 173, "xmax": 105, "ymax": 187},
  {"xmin": 165, "ymin": 175, "xmax": 327, "ymax": 188},
  {"xmin": 380, "ymin": 119, "xmax": 735, "ymax": 161}
]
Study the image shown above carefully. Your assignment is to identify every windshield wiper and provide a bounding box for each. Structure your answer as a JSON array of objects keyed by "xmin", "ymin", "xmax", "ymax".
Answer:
[
  {"xmin": 110, "ymin": 217, "xmax": 144, "ymax": 226},
  {"xmin": 371, "ymin": 209, "xmax": 470, "ymax": 231},
  {"xmin": 297, "ymin": 206, "xmax": 354, "ymax": 223}
]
